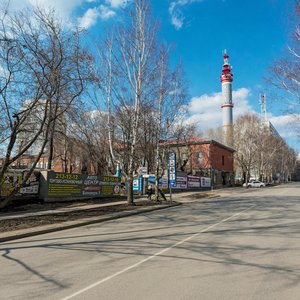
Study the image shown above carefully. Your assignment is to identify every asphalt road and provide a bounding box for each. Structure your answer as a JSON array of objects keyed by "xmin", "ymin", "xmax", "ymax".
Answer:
[{"xmin": 1, "ymin": 183, "xmax": 300, "ymax": 300}]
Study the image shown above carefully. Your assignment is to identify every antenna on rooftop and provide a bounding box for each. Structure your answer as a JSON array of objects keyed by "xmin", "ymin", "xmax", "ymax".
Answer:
[{"xmin": 259, "ymin": 93, "xmax": 267, "ymax": 122}]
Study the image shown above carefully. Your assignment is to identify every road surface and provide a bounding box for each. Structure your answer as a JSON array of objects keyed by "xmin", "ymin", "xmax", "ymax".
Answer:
[{"xmin": 1, "ymin": 183, "xmax": 300, "ymax": 300}]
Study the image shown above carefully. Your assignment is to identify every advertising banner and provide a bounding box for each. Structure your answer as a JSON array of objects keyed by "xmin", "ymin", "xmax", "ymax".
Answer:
[
  {"xmin": 0, "ymin": 172, "xmax": 22, "ymax": 197},
  {"xmin": 173, "ymin": 176, "xmax": 187, "ymax": 189},
  {"xmin": 160, "ymin": 176, "xmax": 168, "ymax": 189},
  {"xmin": 148, "ymin": 175, "xmax": 168, "ymax": 189},
  {"xmin": 200, "ymin": 177, "xmax": 211, "ymax": 188},
  {"xmin": 47, "ymin": 171, "xmax": 121, "ymax": 198},
  {"xmin": 0, "ymin": 170, "xmax": 40, "ymax": 197},
  {"xmin": 187, "ymin": 176, "xmax": 201, "ymax": 188},
  {"xmin": 133, "ymin": 176, "xmax": 142, "ymax": 192}
]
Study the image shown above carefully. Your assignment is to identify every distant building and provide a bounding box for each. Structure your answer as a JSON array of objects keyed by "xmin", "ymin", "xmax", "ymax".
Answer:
[
  {"xmin": 160, "ymin": 138, "xmax": 235, "ymax": 187},
  {"xmin": 1, "ymin": 137, "xmax": 88, "ymax": 174},
  {"xmin": 259, "ymin": 94, "xmax": 281, "ymax": 138}
]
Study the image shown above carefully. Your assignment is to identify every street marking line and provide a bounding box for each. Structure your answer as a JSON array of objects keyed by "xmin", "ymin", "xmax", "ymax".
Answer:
[{"xmin": 61, "ymin": 204, "xmax": 256, "ymax": 300}]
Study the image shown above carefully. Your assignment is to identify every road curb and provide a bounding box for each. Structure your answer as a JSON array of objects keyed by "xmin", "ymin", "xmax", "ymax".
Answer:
[{"xmin": 0, "ymin": 202, "xmax": 181, "ymax": 243}]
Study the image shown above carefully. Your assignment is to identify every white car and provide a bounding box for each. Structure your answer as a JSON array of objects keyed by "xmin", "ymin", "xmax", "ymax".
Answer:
[{"xmin": 243, "ymin": 180, "xmax": 266, "ymax": 188}]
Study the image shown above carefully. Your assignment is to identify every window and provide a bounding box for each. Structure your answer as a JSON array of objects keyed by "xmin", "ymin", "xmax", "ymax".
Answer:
[
  {"xmin": 197, "ymin": 152, "xmax": 203, "ymax": 164},
  {"xmin": 222, "ymin": 155, "xmax": 225, "ymax": 165}
]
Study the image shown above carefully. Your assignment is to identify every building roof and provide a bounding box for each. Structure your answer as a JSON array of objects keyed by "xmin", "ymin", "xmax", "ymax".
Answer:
[{"xmin": 159, "ymin": 138, "xmax": 235, "ymax": 152}]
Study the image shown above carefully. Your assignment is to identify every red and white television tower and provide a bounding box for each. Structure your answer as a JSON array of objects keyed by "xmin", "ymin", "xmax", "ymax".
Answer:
[{"xmin": 220, "ymin": 49, "xmax": 234, "ymax": 147}]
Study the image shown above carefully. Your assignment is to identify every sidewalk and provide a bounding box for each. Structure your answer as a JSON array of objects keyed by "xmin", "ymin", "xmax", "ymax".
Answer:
[
  {"xmin": 0, "ymin": 201, "xmax": 181, "ymax": 243},
  {"xmin": 0, "ymin": 188, "xmax": 240, "ymax": 243},
  {"xmin": 0, "ymin": 189, "xmax": 223, "ymax": 221},
  {"xmin": 0, "ymin": 200, "xmax": 128, "ymax": 221}
]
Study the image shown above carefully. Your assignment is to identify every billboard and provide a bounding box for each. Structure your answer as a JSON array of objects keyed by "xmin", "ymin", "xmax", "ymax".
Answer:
[
  {"xmin": 173, "ymin": 176, "xmax": 187, "ymax": 189},
  {"xmin": 0, "ymin": 170, "xmax": 40, "ymax": 197},
  {"xmin": 200, "ymin": 177, "xmax": 211, "ymax": 187},
  {"xmin": 187, "ymin": 176, "xmax": 201, "ymax": 188},
  {"xmin": 148, "ymin": 175, "xmax": 168, "ymax": 189},
  {"xmin": 45, "ymin": 171, "xmax": 121, "ymax": 199},
  {"xmin": 133, "ymin": 176, "xmax": 142, "ymax": 192}
]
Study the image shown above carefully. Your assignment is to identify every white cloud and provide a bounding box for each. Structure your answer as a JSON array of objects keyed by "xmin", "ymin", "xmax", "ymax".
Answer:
[
  {"xmin": 6, "ymin": 0, "xmax": 122, "ymax": 28},
  {"xmin": 6, "ymin": 0, "xmax": 84, "ymax": 24},
  {"xmin": 78, "ymin": 7, "xmax": 99, "ymax": 29},
  {"xmin": 168, "ymin": 0, "xmax": 203, "ymax": 30},
  {"xmin": 270, "ymin": 114, "xmax": 300, "ymax": 139},
  {"xmin": 270, "ymin": 114, "xmax": 300, "ymax": 152},
  {"xmin": 170, "ymin": 14, "xmax": 184, "ymax": 30},
  {"xmin": 105, "ymin": 0, "xmax": 130, "ymax": 8},
  {"xmin": 99, "ymin": 4, "xmax": 116, "ymax": 19},
  {"xmin": 78, "ymin": 5, "xmax": 115, "ymax": 29},
  {"xmin": 233, "ymin": 88, "xmax": 255, "ymax": 116},
  {"xmin": 30, "ymin": 0, "xmax": 83, "ymax": 18},
  {"xmin": 184, "ymin": 87, "xmax": 300, "ymax": 150},
  {"xmin": 169, "ymin": 2, "xmax": 184, "ymax": 30},
  {"xmin": 185, "ymin": 88, "xmax": 254, "ymax": 131}
]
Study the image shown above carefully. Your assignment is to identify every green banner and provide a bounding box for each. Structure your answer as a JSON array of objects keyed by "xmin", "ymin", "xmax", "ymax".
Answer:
[{"xmin": 47, "ymin": 172, "xmax": 121, "ymax": 198}]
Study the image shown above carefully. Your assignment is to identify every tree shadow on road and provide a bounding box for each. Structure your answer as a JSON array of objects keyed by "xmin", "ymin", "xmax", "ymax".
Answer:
[{"xmin": 1, "ymin": 194, "xmax": 300, "ymax": 294}]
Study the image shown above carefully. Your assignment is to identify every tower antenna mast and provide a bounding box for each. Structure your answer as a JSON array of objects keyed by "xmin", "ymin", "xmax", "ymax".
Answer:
[
  {"xmin": 259, "ymin": 93, "xmax": 267, "ymax": 122},
  {"xmin": 220, "ymin": 50, "xmax": 234, "ymax": 147}
]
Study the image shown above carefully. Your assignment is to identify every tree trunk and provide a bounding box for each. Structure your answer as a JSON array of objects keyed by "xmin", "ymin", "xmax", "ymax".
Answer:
[{"xmin": 127, "ymin": 177, "xmax": 134, "ymax": 205}]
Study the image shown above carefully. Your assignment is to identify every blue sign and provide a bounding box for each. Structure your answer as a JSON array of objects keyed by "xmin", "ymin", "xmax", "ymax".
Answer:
[
  {"xmin": 168, "ymin": 152, "xmax": 176, "ymax": 187},
  {"xmin": 133, "ymin": 176, "xmax": 142, "ymax": 192}
]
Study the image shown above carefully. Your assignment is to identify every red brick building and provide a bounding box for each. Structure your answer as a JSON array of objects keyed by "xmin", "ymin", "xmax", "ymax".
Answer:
[
  {"xmin": 161, "ymin": 138, "xmax": 235, "ymax": 187},
  {"xmin": 1, "ymin": 137, "xmax": 105, "ymax": 175}
]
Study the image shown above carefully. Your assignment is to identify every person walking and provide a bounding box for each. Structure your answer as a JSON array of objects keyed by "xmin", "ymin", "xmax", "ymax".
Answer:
[
  {"xmin": 147, "ymin": 185, "xmax": 153, "ymax": 200},
  {"xmin": 158, "ymin": 188, "xmax": 167, "ymax": 201}
]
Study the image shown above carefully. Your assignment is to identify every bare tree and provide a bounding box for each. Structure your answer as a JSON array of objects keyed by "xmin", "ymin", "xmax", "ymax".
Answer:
[
  {"xmin": 11, "ymin": 7, "xmax": 91, "ymax": 169},
  {"xmin": 206, "ymin": 126, "xmax": 223, "ymax": 143},
  {"xmin": 269, "ymin": 1, "xmax": 300, "ymax": 130},
  {"xmin": 234, "ymin": 113, "xmax": 297, "ymax": 184},
  {"xmin": 152, "ymin": 48, "xmax": 190, "ymax": 201},
  {"xmin": 92, "ymin": 0, "xmax": 159, "ymax": 205},
  {"xmin": 234, "ymin": 114, "xmax": 261, "ymax": 183},
  {"xmin": 93, "ymin": 33, "xmax": 120, "ymax": 176},
  {"xmin": 0, "ymin": 6, "xmax": 50, "ymax": 206},
  {"xmin": 92, "ymin": 0, "xmax": 189, "ymax": 204},
  {"xmin": 0, "ymin": 6, "xmax": 91, "ymax": 208},
  {"xmin": 67, "ymin": 104, "xmax": 111, "ymax": 175}
]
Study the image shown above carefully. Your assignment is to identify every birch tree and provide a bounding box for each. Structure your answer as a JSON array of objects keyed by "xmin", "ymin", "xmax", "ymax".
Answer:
[
  {"xmin": 234, "ymin": 114, "xmax": 261, "ymax": 183},
  {"xmin": 96, "ymin": 0, "xmax": 158, "ymax": 205},
  {"xmin": 152, "ymin": 53, "xmax": 189, "ymax": 200},
  {"xmin": 94, "ymin": 0, "xmax": 189, "ymax": 204},
  {"xmin": 234, "ymin": 113, "xmax": 297, "ymax": 183}
]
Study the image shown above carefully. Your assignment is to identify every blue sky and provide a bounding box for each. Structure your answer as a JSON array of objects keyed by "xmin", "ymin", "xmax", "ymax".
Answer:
[{"xmin": 7, "ymin": 0, "xmax": 300, "ymax": 153}]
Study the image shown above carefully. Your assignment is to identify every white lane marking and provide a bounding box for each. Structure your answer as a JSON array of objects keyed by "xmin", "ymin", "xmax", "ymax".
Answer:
[{"xmin": 61, "ymin": 204, "xmax": 256, "ymax": 300}]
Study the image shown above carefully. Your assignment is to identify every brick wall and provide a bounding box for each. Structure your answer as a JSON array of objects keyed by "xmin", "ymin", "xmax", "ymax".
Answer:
[{"xmin": 210, "ymin": 144, "xmax": 234, "ymax": 172}]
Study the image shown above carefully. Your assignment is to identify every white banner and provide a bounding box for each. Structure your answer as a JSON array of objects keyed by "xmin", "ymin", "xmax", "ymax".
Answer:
[
  {"xmin": 200, "ymin": 177, "xmax": 211, "ymax": 187},
  {"xmin": 173, "ymin": 176, "xmax": 187, "ymax": 189}
]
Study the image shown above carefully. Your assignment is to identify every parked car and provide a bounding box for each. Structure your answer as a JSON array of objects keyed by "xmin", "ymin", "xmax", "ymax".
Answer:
[{"xmin": 243, "ymin": 180, "xmax": 266, "ymax": 188}]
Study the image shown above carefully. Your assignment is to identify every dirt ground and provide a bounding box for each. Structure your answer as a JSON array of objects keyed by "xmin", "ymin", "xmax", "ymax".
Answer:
[{"xmin": 0, "ymin": 198, "xmax": 157, "ymax": 233}]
